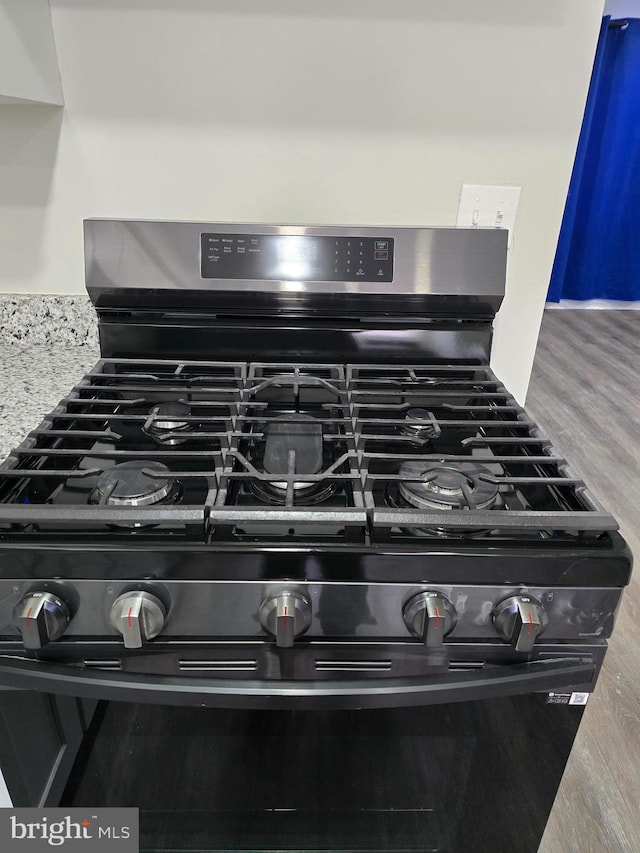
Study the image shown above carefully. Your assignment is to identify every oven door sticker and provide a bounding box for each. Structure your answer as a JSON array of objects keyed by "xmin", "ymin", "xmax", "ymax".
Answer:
[{"xmin": 546, "ymin": 692, "xmax": 590, "ymax": 705}]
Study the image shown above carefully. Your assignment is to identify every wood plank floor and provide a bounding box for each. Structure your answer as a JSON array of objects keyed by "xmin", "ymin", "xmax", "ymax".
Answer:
[{"xmin": 526, "ymin": 310, "xmax": 640, "ymax": 853}]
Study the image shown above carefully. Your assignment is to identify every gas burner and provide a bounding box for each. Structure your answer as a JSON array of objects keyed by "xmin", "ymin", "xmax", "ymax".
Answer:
[
  {"xmin": 92, "ymin": 461, "xmax": 179, "ymax": 507},
  {"xmin": 252, "ymin": 478, "xmax": 338, "ymax": 506},
  {"xmin": 390, "ymin": 460, "xmax": 503, "ymax": 537},
  {"xmin": 399, "ymin": 408, "xmax": 441, "ymax": 443},
  {"xmin": 398, "ymin": 460, "xmax": 499, "ymax": 511},
  {"xmin": 248, "ymin": 413, "xmax": 337, "ymax": 505},
  {"xmin": 143, "ymin": 402, "xmax": 191, "ymax": 445}
]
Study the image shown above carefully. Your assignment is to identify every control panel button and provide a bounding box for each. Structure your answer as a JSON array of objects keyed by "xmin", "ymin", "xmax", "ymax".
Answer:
[
  {"xmin": 110, "ymin": 591, "xmax": 167, "ymax": 649},
  {"xmin": 259, "ymin": 590, "xmax": 312, "ymax": 648},
  {"xmin": 403, "ymin": 591, "xmax": 457, "ymax": 648},
  {"xmin": 13, "ymin": 591, "xmax": 71, "ymax": 650},
  {"xmin": 493, "ymin": 594, "xmax": 548, "ymax": 652},
  {"xmin": 374, "ymin": 250, "xmax": 389, "ymax": 260}
]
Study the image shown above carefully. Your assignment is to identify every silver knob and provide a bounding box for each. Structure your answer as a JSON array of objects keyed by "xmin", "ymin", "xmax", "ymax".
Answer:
[
  {"xmin": 13, "ymin": 591, "xmax": 71, "ymax": 650},
  {"xmin": 493, "ymin": 594, "xmax": 548, "ymax": 652},
  {"xmin": 259, "ymin": 591, "xmax": 312, "ymax": 648},
  {"xmin": 403, "ymin": 591, "xmax": 457, "ymax": 648},
  {"xmin": 109, "ymin": 591, "xmax": 166, "ymax": 649}
]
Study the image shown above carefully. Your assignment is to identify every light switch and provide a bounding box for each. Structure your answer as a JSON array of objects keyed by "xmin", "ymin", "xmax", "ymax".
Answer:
[{"xmin": 457, "ymin": 184, "xmax": 521, "ymax": 248}]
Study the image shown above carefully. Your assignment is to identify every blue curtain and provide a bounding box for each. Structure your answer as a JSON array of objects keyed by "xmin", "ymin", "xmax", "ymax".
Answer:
[{"xmin": 547, "ymin": 17, "xmax": 640, "ymax": 302}]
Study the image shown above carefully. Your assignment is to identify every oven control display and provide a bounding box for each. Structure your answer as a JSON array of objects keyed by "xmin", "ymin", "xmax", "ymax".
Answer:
[{"xmin": 200, "ymin": 233, "xmax": 394, "ymax": 283}]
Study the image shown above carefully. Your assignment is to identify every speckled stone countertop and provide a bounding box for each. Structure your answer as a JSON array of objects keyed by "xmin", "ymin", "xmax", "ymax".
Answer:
[
  {"xmin": 0, "ymin": 344, "xmax": 99, "ymax": 464},
  {"xmin": 0, "ymin": 295, "xmax": 99, "ymax": 348},
  {"xmin": 0, "ymin": 295, "xmax": 100, "ymax": 463}
]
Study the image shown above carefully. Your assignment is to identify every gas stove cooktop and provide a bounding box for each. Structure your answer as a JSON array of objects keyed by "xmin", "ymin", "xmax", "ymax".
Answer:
[
  {"xmin": 0, "ymin": 221, "xmax": 631, "ymax": 686},
  {"xmin": 0, "ymin": 357, "xmax": 619, "ymax": 545}
]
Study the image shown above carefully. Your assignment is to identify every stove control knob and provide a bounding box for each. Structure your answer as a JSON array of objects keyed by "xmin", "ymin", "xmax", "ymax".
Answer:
[
  {"xmin": 110, "ymin": 591, "xmax": 166, "ymax": 649},
  {"xmin": 13, "ymin": 592, "xmax": 71, "ymax": 650},
  {"xmin": 260, "ymin": 591, "xmax": 312, "ymax": 648},
  {"xmin": 403, "ymin": 591, "xmax": 457, "ymax": 648},
  {"xmin": 493, "ymin": 594, "xmax": 548, "ymax": 653}
]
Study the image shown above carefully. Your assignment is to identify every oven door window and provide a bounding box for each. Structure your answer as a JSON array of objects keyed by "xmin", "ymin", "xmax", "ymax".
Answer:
[{"xmin": 61, "ymin": 694, "xmax": 583, "ymax": 852}]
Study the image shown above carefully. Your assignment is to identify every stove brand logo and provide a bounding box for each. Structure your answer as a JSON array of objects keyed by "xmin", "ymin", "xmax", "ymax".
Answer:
[{"xmin": 1, "ymin": 809, "xmax": 138, "ymax": 851}]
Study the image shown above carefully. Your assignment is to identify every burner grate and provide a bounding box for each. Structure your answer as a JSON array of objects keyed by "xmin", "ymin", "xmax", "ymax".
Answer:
[
  {"xmin": 0, "ymin": 358, "xmax": 617, "ymax": 542},
  {"xmin": 348, "ymin": 364, "xmax": 616, "ymax": 540}
]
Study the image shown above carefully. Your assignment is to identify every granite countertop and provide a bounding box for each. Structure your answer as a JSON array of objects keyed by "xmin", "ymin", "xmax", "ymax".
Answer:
[
  {"xmin": 0, "ymin": 295, "xmax": 100, "ymax": 462},
  {"xmin": 0, "ymin": 344, "xmax": 99, "ymax": 463}
]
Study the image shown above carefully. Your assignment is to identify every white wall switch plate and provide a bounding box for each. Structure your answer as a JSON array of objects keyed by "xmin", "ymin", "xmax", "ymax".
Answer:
[{"xmin": 457, "ymin": 184, "xmax": 521, "ymax": 248}]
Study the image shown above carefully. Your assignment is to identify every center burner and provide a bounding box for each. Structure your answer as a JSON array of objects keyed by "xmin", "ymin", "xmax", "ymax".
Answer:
[
  {"xmin": 249, "ymin": 414, "xmax": 337, "ymax": 505},
  {"xmin": 92, "ymin": 461, "xmax": 179, "ymax": 507},
  {"xmin": 398, "ymin": 460, "xmax": 500, "ymax": 511},
  {"xmin": 143, "ymin": 402, "xmax": 192, "ymax": 445}
]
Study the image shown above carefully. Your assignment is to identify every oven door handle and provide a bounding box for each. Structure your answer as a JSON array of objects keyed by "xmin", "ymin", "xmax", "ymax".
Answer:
[{"xmin": 0, "ymin": 656, "xmax": 595, "ymax": 709}]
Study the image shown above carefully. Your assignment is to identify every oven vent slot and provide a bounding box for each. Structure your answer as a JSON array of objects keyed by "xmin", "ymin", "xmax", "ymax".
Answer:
[
  {"xmin": 448, "ymin": 660, "xmax": 485, "ymax": 671},
  {"xmin": 83, "ymin": 659, "xmax": 123, "ymax": 671},
  {"xmin": 315, "ymin": 660, "xmax": 392, "ymax": 672},
  {"xmin": 178, "ymin": 659, "xmax": 258, "ymax": 672}
]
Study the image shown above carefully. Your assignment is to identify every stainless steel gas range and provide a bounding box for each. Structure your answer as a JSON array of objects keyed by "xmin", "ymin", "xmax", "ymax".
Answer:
[{"xmin": 0, "ymin": 221, "xmax": 632, "ymax": 852}]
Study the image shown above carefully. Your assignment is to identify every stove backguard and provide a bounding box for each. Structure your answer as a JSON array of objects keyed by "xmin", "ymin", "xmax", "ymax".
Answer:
[{"xmin": 84, "ymin": 221, "xmax": 507, "ymax": 362}]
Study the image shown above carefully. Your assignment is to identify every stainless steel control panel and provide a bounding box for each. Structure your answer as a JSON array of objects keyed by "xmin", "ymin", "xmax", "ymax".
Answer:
[{"xmin": 84, "ymin": 220, "xmax": 507, "ymax": 301}]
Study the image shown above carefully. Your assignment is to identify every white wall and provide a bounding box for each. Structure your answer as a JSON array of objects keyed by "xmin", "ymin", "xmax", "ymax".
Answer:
[
  {"xmin": 0, "ymin": 0, "xmax": 63, "ymax": 105},
  {"xmin": 605, "ymin": 0, "xmax": 640, "ymax": 15},
  {"xmin": 0, "ymin": 0, "xmax": 604, "ymax": 402}
]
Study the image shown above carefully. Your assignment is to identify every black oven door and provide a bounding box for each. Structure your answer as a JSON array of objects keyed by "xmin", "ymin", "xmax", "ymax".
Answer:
[
  {"xmin": 0, "ymin": 651, "xmax": 597, "ymax": 853},
  {"xmin": 63, "ymin": 694, "xmax": 585, "ymax": 853}
]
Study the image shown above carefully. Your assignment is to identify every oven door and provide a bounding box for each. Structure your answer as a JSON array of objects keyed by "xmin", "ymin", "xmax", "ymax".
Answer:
[{"xmin": 0, "ymin": 651, "xmax": 599, "ymax": 853}]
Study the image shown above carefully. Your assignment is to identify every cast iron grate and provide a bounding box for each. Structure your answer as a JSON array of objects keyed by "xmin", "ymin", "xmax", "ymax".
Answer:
[{"xmin": 0, "ymin": 358, "xmax": 617, "ymax": 542}]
